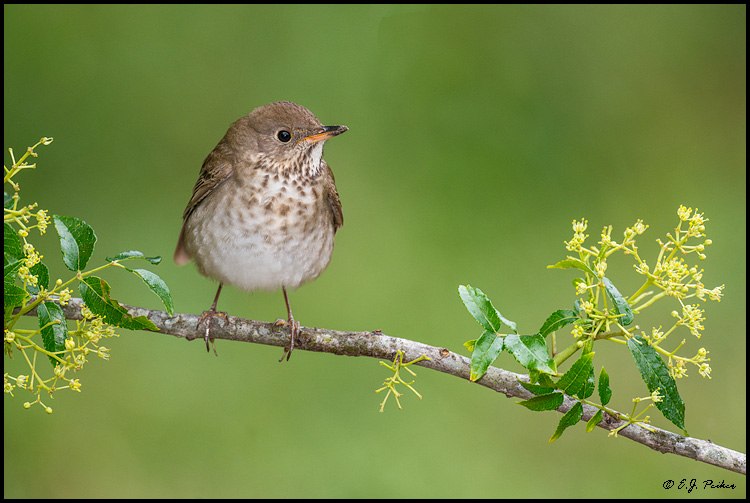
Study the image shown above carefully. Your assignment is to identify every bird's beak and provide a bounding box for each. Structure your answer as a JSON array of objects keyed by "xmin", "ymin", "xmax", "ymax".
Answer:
[{"xmin": 299, "ymin": 125, "xmax": 349, "ymax": 144}]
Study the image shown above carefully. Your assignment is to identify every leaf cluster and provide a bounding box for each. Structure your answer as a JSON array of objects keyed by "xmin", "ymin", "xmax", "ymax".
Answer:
[
  {"xmin": 4, "ymin": 138, "xmax": 174, "ymax": 411},
  {"xmin": 458, "ymin": 277, "xmax": 687, "ymax": 440}
]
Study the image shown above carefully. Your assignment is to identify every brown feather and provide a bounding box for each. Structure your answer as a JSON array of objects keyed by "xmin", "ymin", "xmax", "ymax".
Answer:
[
  {"xmin": 174, "ymin": 139, "xmax": 235, "ymax": 264},
  {"xmin": 321, "ymin": 160, "xmax": 343, "ymax": 233}
]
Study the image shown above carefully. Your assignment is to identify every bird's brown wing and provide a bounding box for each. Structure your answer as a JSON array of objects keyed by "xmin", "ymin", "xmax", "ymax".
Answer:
[
  {"xmin": 174, "ymin": 141, "xmax": 234, "ymax": 265},
  {"xmin": 321, "ymin": 160, "xmax": 343, "ymax": 233}
]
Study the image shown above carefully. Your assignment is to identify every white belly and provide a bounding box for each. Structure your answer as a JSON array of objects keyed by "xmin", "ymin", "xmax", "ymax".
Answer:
[{"xmin": 182, "ymin": 177, "xmax": 336, "ymax": 291}]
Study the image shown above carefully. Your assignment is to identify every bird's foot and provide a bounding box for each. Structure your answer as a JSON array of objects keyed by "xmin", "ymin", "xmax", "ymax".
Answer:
[
  {"xmin": 275, "ymin": 317, "xmax": 301, "ymax": 362},
  {"xmin": 197, "ymin": 309, "xmax": 227, "ymax": 356}
]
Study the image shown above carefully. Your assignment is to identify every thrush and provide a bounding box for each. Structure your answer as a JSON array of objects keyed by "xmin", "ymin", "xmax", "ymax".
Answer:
[{"xmin": 174, "ymin": 101, "xmax": 347, "ymax": 361}]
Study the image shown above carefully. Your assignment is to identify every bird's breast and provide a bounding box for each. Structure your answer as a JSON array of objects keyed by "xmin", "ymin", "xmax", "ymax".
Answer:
[{"xmin": 182, "ymin": 167, "xmax": 336, "ymax": 291}]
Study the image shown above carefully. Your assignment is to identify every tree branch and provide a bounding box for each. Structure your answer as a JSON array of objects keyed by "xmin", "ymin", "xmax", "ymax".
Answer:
[{"xmin": 14, "ymin": 296, "xmax": 746, "ymax": 475}]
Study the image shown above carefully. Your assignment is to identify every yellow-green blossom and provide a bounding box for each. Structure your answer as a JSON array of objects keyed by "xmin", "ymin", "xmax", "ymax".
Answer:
[
  {"xmin": 678, "ymin": 205, "xmax": 692, "ymax": 221},
  {"xmin": 679, "ymin": 304, "xmax": 705, "ymax": 338},
  {"xmin": 571, "ymin": 325, "xmax": 585, "ymax": 338},
  {"xmin": 565, "ymin": 218, "xmax": 589, "ymax": 251},
  {"xmin": 17, "ymin": 375, "xmax": 28, "ymax": 388},
  {"xmin": 36, "ymin": 209, "xmax": 49, "ymax": 234},
  {"xmin": 595, "ymin": 261, "xmax": 607, "ymax": 278},
  {"xmin": 58, "ymin": 288, "xmax": 72, "ymax": 306},
  {"xmin": 697, "ymin": 284, "xmax": 724, "ymax": 302},
  {"xmin": 671, "ymin": 359, "xmax": 688, "ymax": 379},
  {"xmin": 634, "ymin": 262, "xmax": 649, "ymax": 275}
]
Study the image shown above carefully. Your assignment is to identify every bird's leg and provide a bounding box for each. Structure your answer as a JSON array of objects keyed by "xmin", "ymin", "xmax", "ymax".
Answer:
[
  {"xmin": 277, "ymin": 287, "xmax": 300, "ymax": 362},
  {"xmin": 196, "ymin": 282, "xmax": 226, "ymax": 356}
]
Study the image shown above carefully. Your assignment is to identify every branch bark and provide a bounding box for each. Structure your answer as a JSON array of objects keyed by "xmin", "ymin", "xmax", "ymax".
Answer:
[{"xmin": 14, "ymin": 296, "xmax": 746, "ymax": 475}]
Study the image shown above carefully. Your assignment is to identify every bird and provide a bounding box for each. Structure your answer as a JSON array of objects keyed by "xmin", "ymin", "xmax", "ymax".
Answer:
[{"xmin": 174, "ymin": 101, "xmax": 347, "ymax": 361}]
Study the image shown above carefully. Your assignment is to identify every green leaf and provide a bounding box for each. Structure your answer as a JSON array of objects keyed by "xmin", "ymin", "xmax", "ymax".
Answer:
[
  {"xmin": 549, "ymin": 401, "xmax": 584, "ymax": 442},
  {"xmin": 528, "ymin": 368, "xmax": 541, "ymax": 385},
  {"xmin": 106, "ymin": 250, "xmax": 162, "ymax": 265},
  {"xmin": 4, "ymin": 222, "xmax": 24, "ymax": 263},
  {"xmin": 586, "ymin": 409, "xmax": 604, "ymax": 432},
  {"xmin": 458, "ymin": 285, "xmax": 517, "ymax": 334},
  {"xmin": 547, "ymin": 257, "xmax": 596, "ymax": 276},
  {"xmin": 518, "ymin": 378, "xmax": 554, "ymax": 395},
  {"xmin": 4, "ymin": 259, "xmax": 23, "ymax": 282},
  {"xmin": 581, "ymin": 337, "xmax": 594, "ymax": 355},
  {"xmin": 79, "ymin": 276, "xmax": 159, "ymax": 331},
  {"xmin": 26, "ymin": 261, "xmax": 49, "ymax": 295},
  {"xmin": 576, "ymin": 366, "xmax": 595, "ymax": 400},
  {"xmin": 537, "ymin": 373, "xmax": 556, "ymax": 388},
  {"xmin": 627, "ymin": 334, "xmax": 686, "ymax": 431},
  {"xmin": 598, "ymin": 367, "xmax": 612, "ymax": 405},
  {"xmin": 53, "ymin": 215, "xmax": 97, "ymax": 271},
  {"xmin": 463, "ymin": 339, "xmax": 477, "ymax": 352},
  {"xmin": 38, "ymin": 301, "xmax": 67, "ymax": 367},
  {"xmin": 539, "ymin": 309, "xmax": 578, "ymax": 337},
  {"xmin": 556, "ymin": 351, "xmax": 595, "ymax": 396},
  {"xmin": 517, "ymin": 392, "xmax": 564, "ymax": 411},
  {"xmin": 469, "ymin": 329, "xmax": 504, "ymax": 382},
  {"xmin": 504, "ymin": 333, "xmax": 556, "ymax": 375},
  {"xmin": 4, "ymin": 191, "xmax": 14, "ymax": 210},
  {"xmin": 602, "ymin": 276, "xmax": 634, "ymax": 326},
  {"xmin": 121, "ymin": 268, "xmax": 174, "ymax": 316},
  {"xmin": 4, "ymin": 283, "xmax": 28, "ymax": 310}
]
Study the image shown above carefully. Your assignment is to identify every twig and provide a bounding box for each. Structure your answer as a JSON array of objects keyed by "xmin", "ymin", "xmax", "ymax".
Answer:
[{"xmin": 13, "ymin": 296, "xmax": 746, "ymax": 475}]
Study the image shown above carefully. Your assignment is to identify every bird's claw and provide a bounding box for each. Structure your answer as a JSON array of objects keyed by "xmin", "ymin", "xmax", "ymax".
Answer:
[
  {"xmin": 278, "ymin": 318, "xmax": 301, "ymax": 362},
  {"xmin": 197, "ymin": 309, "xmax": 227, "ymax": 356}
]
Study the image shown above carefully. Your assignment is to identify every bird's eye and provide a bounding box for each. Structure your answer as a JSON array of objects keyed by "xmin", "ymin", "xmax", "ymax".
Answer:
[{"xmin": 277, "ymin": 130, "xmax": 292, "ymax": 143}]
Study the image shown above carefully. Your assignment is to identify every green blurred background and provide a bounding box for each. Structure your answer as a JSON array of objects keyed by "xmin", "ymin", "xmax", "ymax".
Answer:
[{"xmin": 4, "ymin": 4, "xmax": 745, "ymax": 498}]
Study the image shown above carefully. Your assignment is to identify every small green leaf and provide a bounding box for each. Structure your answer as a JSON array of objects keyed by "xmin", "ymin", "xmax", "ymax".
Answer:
[
  {"xmin": 38, "ymin": 301, "xmax": 67, "ymax": 367},
  {"xmin": 539, "ymin": 309, "xmax": 578, "ymax": 337},
  {"xmin": 556, "ymin": 351, "xmax": 595, "ymax": 396},
  {"xmin": 122, "ymin": 268, "xmax": 174, "ymax": 316},
  {"xmin": 602, "ymin": 276, "xmax": 634, "ymax": 326},
  {"xmin": 53, "ymin": 215, "xmax": 97, "ymax": 271},
  {"xmin": 106, "ymin": 250, "xmax": 162, "ymax": 265},
  {"xmin": 463, "ymin": 339, "xmax": 477, "ymax": 352},
  {"xmin": 586, "ymin": 409, "xmax": 604, "ymax": 432},
  {"xmin": 518, "ymin": 392, "xmax": 564, "ymax": 411},
  {"xmin": 581, "ymin": 337, "xmax": 594, "ymax": 355},
  {"xmin": 518, "ymin": 378, "xmax": 554, "ymax": 395},
  {"xmin": 627, "ymin": 335, "xmax": 685, "ymax": 431},
  {"xmin": 504, "ymin": 333, "xmax": 556, "ymax": 375},
  {"xmin": 79, "ymin": 276, "xmax": 159, "ymax": 331},
  {"xmin": 458, "ymin": 285, "xmax": 517, "ymax": 334},
  {"xmin": 598, "ymin": 367, "xmax": 612, "ymax": 405},
  {"xmin": 528, "ymin": 368, "xmax": 541, "ymax": 385},
  {"xmin": 4, "ymin": 222, "xmax": 24, "ymax": 262},
  {"xmin": 549, "ymin": 401, "xmax": 584, "ymax": 442},
  {"xmin": 576, "ymin": 366, "xmax": 596, "ymax": 400},
  {"xmin": 537, "ymin": 373, "xmax": 556, "ymax": 388},
  {"xmin": 4, "ymin": 283, "xmax": 28, "ymax": 310},
  {"xmin": 469, "ymin": 330, "xmax": 504, "ymax": 382},
  {"xmin": 547, "ymin": 257, "xmax": 596, "ymax": 276}
]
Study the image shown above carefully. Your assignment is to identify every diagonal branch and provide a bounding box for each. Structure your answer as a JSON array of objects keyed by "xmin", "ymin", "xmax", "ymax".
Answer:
[{"xmin": 15, "ymin": 296, "xmax": 746, "ymax": 475}]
